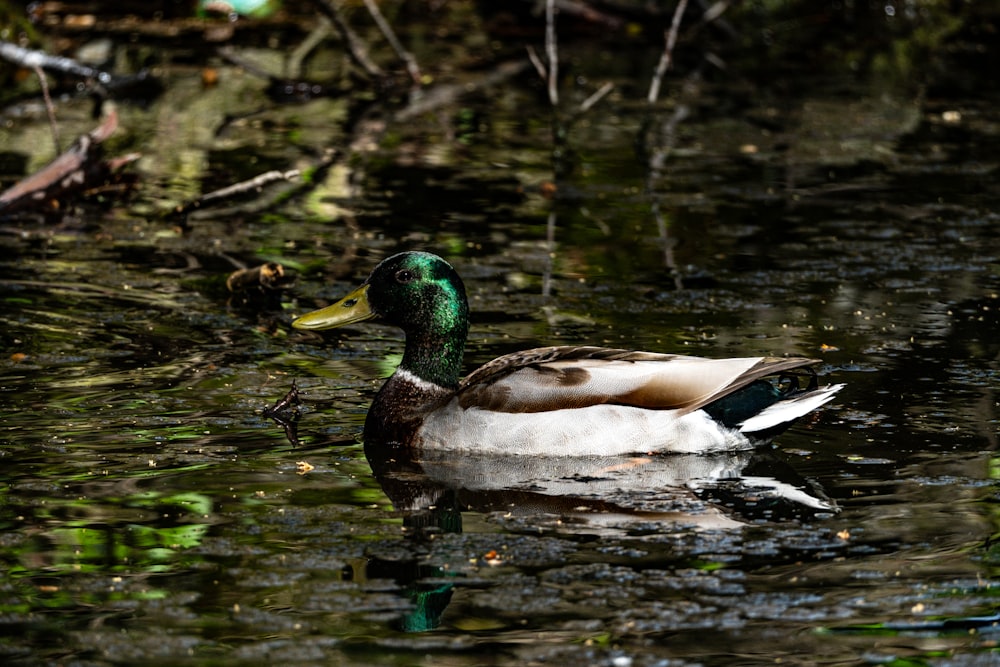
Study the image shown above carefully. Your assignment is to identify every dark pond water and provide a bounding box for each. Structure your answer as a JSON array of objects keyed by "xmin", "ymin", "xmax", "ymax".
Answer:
[{"xmin": 2, "ymin": 5, "xmax": 1000, "ymax": 666}]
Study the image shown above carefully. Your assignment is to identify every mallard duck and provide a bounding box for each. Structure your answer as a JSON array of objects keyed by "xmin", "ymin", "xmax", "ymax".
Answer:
[{"xmin": 292, "ymin": 251, "xmax": 843, "ymax": 455}]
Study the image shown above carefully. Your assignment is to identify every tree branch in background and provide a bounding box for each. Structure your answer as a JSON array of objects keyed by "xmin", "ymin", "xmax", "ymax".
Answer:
[
  {"xmin": 394, "ymin": 60, "xmax": 528, "ymax": 122},
  {"xmin": 526, "ymin": 45, "xmax": 547, "ymax": 83},
  {"xmin": 527, "ymin": 0, "xmax": 561, "ymax": 108},
  {"xmin": 545, "ymin": 0, "xmax": 559, "ymax": 106},
  {"xmin": 287, "ymin": 15, "xmax": 333, "ymax": 78},
  {"xmin": 361, "ymin": 0, "xmax": 422, "ymax": 86},
  {"xmin": 553, "ymin": 0, "xmax": 625, "ymax": 30},
  {"xmin": 647, "ymin": 0, "xmax": 689, "ymax": 104},
  {"xmin": 312, "ymin": 0, "xmax": 384, "ymax": 79},
  {"xmin": 218, "ymin": 46, "xmax": 344, "ymax": 103}
]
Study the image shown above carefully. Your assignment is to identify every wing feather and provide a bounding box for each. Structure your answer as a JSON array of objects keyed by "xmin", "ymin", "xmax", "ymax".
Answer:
[{"xmin": 457, "ymin": 346, "xmax": 820, "ymax": 414}]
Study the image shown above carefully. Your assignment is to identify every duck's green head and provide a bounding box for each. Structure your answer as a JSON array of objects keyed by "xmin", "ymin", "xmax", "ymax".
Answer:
[{"xmin": 292, "ymin": 251, "xmax": 470, "ymax": 387}]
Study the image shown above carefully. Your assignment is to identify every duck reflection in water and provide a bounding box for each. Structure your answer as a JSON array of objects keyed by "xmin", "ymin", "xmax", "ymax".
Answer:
[{"xmin": 362, "ymin": 440, "xmax": 836, "ymax": 632}]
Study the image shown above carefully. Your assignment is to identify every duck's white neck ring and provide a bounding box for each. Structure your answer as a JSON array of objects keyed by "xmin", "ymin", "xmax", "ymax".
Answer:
[{"xmin": 394, "ymin": 367, "xmax": 450, "ymax": 393}]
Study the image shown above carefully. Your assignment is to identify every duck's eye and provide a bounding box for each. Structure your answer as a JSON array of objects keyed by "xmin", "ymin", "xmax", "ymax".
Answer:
[{"xmin": 395, "ymin": 269, "xmax": 415, "ymax": 284}]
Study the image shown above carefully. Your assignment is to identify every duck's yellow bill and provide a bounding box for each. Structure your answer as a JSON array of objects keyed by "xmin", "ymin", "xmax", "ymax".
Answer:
[{"xmin": 292, "ymin": 284, "xmax": 376, "ymax": 330}]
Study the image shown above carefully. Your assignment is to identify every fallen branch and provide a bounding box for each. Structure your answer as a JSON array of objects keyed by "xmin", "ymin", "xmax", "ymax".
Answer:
[
  {"xmin": 0, "ymin": 110, "xmax": 138, "ymax": 216},
  {"xmin": 172, "ymin": 169, "xmax": 301, "ymax": 217},
  {"xmin": 169, "ymin": 149, "xmax": 338, "ymax": 225},
  {"xmin": 579, "ymin": 81, "xmax": 614, "ymax": 114},
  {"xmin": 0, "ymin": 40, "xmax": 112, "ymax": 81},
  {"xmin": 0, "ymin": 40, "xmax": 158, "ymax": 97}
]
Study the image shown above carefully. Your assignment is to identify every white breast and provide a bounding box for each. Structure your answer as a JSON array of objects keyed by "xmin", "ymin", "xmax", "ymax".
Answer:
[{"xmin": 416, "ymin": 400, "xmax": 751, "ymax": 456}]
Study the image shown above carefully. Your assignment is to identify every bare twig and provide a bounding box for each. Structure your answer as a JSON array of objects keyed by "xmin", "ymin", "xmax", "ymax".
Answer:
[
  {"xmin": 700, "ymin": 0, "xmax": 730, "ymax": 24},
  {"xmin": 32, "ymin": 66, "xmax": 61, "ymax": 154},
  {"xmin": 526, "ymin": 45, "xmax": 547, "ymax": 82},
  {"xmin": 172, "ymin": 150, "xmax": 338, "ymax": 222},
  {"xmin": 264, "ymin": 380, "xmax": 300, "ymax": 418},
  {"xmin": 545, "ymin": 0, "xmax": 559, "ymax": 106},
  {"xmin": 264, "ymin": 381, "xmax": 302, "ymax": 448},
  {"xmin": 198, "ymin": 169, "xmax": 301, "ymax": 206},
  {"xmin": 361, "ymin": 0, "xmax": 421, "ymax": 86},
  {"xmin": 312, "ymin": 0, "xmax": 384, "ymax": 79},
  {"xmin": 647, "ymin": 0, "xmax": 689, "ymax": 104},
  {"xmin": 174, "ymin": 169, "xmax": 301, "ymax": 215},
  {"xmin": 579, "ymin": 81, "xmax": 614, "ymax": 113},
  {"xmin": 287, "ymin": 16, "xmax": 333, "ymax": 78}
]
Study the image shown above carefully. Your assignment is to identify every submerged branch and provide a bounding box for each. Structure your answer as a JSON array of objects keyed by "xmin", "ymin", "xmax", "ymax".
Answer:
[
  {"xmin": 394, "ymin": 60, "xmax": 529, "ymax": 122},
  {"xmin": 264, "ymin": 381, "xmax": 302, "ymax": 448},
  {"xmin": 579, "ymin": 81, "xmax": 615, "ymax": 114}
]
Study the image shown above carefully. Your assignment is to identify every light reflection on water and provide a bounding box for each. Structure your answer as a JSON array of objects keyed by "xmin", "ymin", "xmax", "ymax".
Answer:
[{"xmin": 2, "ymin": 93, "xmax": 1000, "ymax": 667}]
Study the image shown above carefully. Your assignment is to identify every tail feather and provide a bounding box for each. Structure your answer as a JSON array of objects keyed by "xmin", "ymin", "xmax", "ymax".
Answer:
[{"xmin": 738, "ymin": 384, "xmax": 844, "ymax": 435}]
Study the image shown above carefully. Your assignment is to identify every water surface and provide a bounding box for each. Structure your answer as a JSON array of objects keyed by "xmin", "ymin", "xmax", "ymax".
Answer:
[{"xmin": 2, "ymin": 7, "xmax": 1000, "ymax": 666}]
